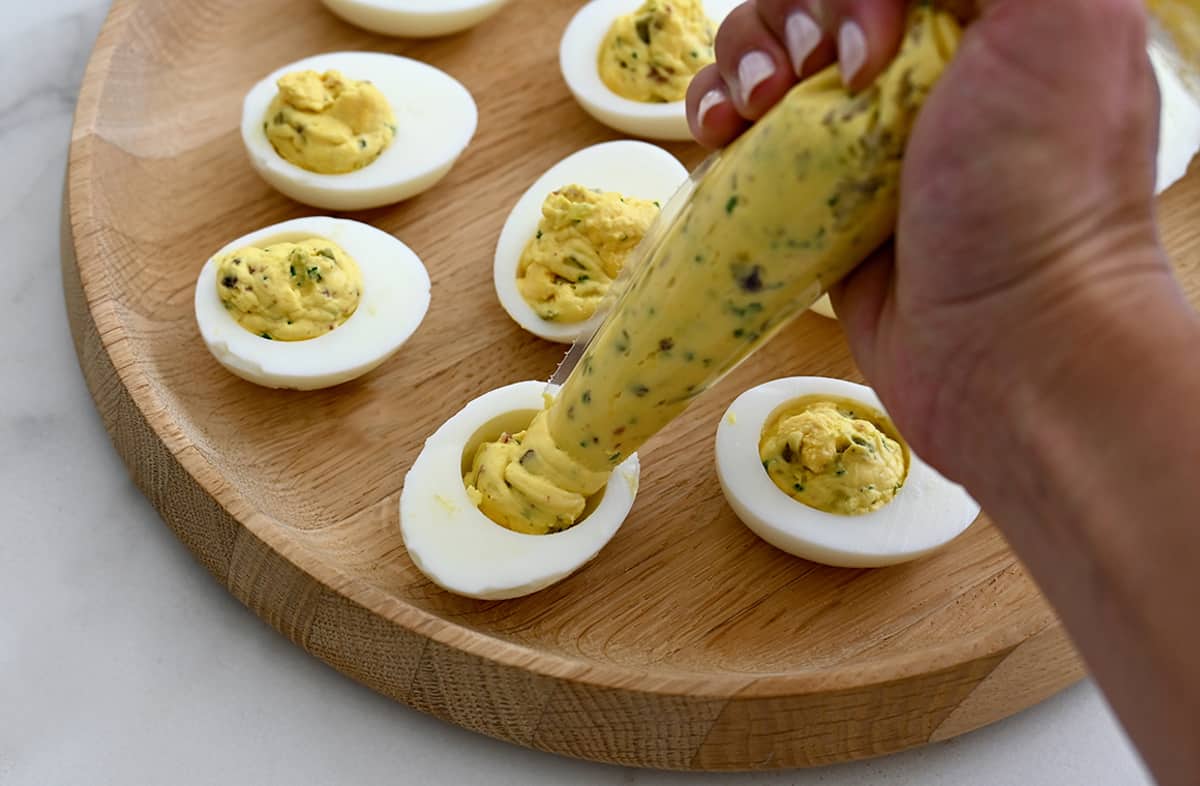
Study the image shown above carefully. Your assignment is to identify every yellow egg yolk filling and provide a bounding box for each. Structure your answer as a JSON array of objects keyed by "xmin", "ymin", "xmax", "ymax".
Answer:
[
  {"xmin": 598, "ymin": 0, "xmax": 716, "ymax": 103},
  {"xmin": 759, "ymin": 397, "xmax": 907, "ymax": 516},
  {"xmin": 468, "ymin": 5, "xmax": 959, "ymax": 535},
  {"xmin": 216, "ymin": 238, "xmax": 363, "ymax": 341},
  {"xmin": 464, "ymin": 405, "xmax": 612, "ymax": 536},
  {"xmin": 516, "ymin": 185, "xmax": 660, "ymax": 323},
  {"xmin": 264, "ymin": 70, "xmax": 396, "ymax": 175}
]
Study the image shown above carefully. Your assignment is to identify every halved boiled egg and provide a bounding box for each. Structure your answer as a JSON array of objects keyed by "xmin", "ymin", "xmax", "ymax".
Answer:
[
  {"xmin": 493, "ymin": 140, "xmax": 689, "ymax": 343},
  {"xmin": 321, "ymin": 0, "xmax": 510, "ymax": 37},
  {"xmin": 560, "ymin": 0, "xmax": 740, "ymax": 140},
  {"xmin": 241, "ymin": 51, "xmax": 477, "ymax": 211},
  {"xmin": 716, "ymin": 377, "xmax": 979, "ymax": 568},
  {"xmin": 194, "ymin": 217, "xmax": 430, "ymax": 390},
  {"xmin": 401, "ymin": 381, "xmax": 641, "ymax": 600}
]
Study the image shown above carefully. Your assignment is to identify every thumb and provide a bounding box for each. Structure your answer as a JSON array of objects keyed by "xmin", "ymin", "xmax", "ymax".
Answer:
[{"xmin": 828, "ymin": 243, "xmax": 896, "ymax": 388}]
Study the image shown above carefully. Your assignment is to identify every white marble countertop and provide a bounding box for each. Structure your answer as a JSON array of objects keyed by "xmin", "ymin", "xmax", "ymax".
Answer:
[{"xmin": 0, "ymin": 2, "xmax": 1158, "ymax": 784}]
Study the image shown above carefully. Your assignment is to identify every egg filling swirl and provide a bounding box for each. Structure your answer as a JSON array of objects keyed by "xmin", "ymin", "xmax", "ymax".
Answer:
[
  {"xmin": 464, "ymin": 409, "xmax": 611, "ymax": 536},
  {"xmin": 598, "ymin": 0, "xmax": 717, "ymax": 103},
  {"xmin": 216, "ymin": 238, "xmax": 363, "ymax": 341},
  {"xmin": 264, "ymin": 69, "xmax": 396, "ymax": 175},
  {"xmin": 759, "ymin": 397, "xmax": 908, "ymax": 516},
  {"xmin": 517, "ymin": 185, "xmax": 660, "ymax": 323}
]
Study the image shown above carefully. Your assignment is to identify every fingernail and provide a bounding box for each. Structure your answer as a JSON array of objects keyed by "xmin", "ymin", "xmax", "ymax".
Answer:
[
  {"xmin": 839, "ymin": 19, "xmax": 867, "ymax": 85},
  {"xmin": 784, "ymin": 11, "xmax": 822, "ymax": 75},
  {"xmin": 736, "ymin": 50, "xmax": 776, "ymax": 106},
  {"xmin": 697, "ymin": 88, "xmax": 727, "ymax": 128}
]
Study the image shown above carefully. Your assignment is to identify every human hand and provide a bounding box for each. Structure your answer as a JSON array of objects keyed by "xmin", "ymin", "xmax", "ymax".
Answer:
[{"xmin": 685, "ymin": 0, "xmax": 1167, "ymax": 478}]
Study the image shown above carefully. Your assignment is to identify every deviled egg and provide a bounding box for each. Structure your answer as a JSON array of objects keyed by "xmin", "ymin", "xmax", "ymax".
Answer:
[
  {"xmin": 401, "ymin": 381, "xmax": 641, "ymax": 600},
  {"xmin": 716, "ymin": 377, "xmax": 979, "ymax": 568},
  {"xmin": 321, "ymin": 0, "xmax": 511, "ymax": 37},
  {"xmin": 241, "ymin": 52, "xmax": 477, "ymax": 211},
  {"xmin": 493, "ymin": 140, "xmax": 689, "ymax": 343},
  {"xmin": 560, "ymin": 0, "xmax": 740, "ymax": 140},
  {"xmin": 194, "ymin": 217, "xmax": 431, "ymax": 390}
]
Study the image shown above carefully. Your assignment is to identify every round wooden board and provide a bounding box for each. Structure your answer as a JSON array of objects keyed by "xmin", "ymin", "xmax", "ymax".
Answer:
[{"xmin": 64, "ymin": 0, "xmax": 1199, "ymax": 771}]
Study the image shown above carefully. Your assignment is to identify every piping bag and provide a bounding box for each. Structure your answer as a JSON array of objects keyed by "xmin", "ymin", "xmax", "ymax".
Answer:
[{"xmin": 472, "ymin": 2, "xmax": 964, "ymax": 533}]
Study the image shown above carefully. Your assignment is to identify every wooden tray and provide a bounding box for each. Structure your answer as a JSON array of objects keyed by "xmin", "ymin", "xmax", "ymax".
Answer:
[{"xmin": 64, "ymin": 0, "xmax": 1199, "ymax": 770}]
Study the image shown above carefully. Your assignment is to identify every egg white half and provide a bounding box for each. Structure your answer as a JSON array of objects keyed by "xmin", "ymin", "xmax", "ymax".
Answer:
[
  {"xmin": 194, "ymin": 217, "xmax": 431, "ymax": 390},
  {"xmin": 811, "ymin": 294, "xmax": 836, "ymax": 320},
  {"xmin": 1153, "ymin": 44, "xmax": 1200, "ymax": 194},
  {"xmin": 241, "ymin": 51, "xmax": 477, "ymax": 211},
  {"xmin": 559, "ymin": 0, "xmax": 740, "ymax": 141},
  {"xmin": 716, "ymin": 377, "xmax": 980, "ymax": 568},
  {"xmin": 493, "ymin": 141, "xmax": 689, "ymax": 344},
  {"xmin": 401, "ymin": 381, "xmax": 641, "ymax": 600},
  {"xmin": 321, "ymin": 0, "xmax": 511, "ymax": 37}
]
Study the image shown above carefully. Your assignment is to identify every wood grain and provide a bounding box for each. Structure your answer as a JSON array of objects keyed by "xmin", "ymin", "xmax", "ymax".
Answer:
[{"xmin": 64, "ymin": 0, "xmax": 1198, "ymax": 770}]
